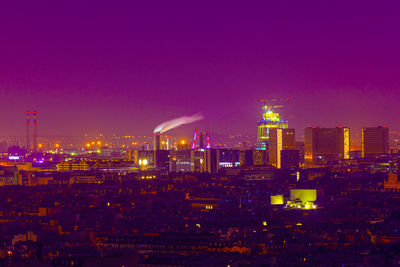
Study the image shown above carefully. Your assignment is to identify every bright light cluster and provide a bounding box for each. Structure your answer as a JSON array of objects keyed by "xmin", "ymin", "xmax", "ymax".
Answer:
[
  {"xmin": 138, "ymin": 159, "xmax": 148, "ymax": 166},
  {"xmin": 285, "ymin": 201, "xmax": 317, "ymax": 210},
  {"xmin": 140, "ymin": 175, "xmax": 156, "ymax": 180},
  {"xmin": 257, "ymin": 105, "xmax": 288, "ymax": 150}
]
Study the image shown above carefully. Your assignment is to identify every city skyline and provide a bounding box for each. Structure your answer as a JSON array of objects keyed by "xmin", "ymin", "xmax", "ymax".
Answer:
[
  {"xmin": 2, "ymin": 2, "xmax": 400, "ymax": 265},
  {"xmin": 1, "ymin": 1, "xmax": 400, "ymax": 136}
]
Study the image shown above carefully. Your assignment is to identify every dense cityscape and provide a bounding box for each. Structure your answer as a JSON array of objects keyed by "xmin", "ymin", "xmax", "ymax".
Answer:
[
  {"xmin": 0, "ymin": 104, "xmax": 399, "ymax": 266},
  {"xmin": 2, "ymin": 1, "xmax": 400, "ymax": 266}
]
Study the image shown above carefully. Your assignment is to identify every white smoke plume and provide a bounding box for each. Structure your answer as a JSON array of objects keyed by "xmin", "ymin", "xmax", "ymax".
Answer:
[{"xmin": 154, "ymin": 113, "xmax": 203, "ymax": 133}]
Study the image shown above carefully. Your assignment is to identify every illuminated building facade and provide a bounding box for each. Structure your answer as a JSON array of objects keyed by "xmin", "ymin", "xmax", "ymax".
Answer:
[
  {"xmin": 154, "ymin": 150, "xmax": 170, "ymax": 174},
  {"xmin": 269, "ymin": 128, "xmax": 296, "ymax": 168},
  {"xmin": 362, "ymin": 126, "xmax": 389, "ymax": 158},
  {"xmin": 384, "ymin": 172, "xmax": 400, "ymax": 190},
  {"xmin": 169, "ymin": 150, "xmax": 191, "ymax": 172},
  {"xmin": 256, "ymin": 106, "xmax": 288, "ymax": 150},
  {"xmin": 304, "ymin": 127, "xmax": 350, "ymax": 167},
  {"xmin": 271, "ymin": 195, "xmax": 284, "ymax": 205},
  {"xmin": 285, "ymin": 189, "xmax": 317, "ymax": 210},
  {"xmin": 190, "ymin": 150, "xmax": 204, "ymax": 173},
  {"xmin": 56, "ymin": 161, "xmax": 90, "ymax": 172},
  {"xmin": 218, "ymin": 149, "xmax": 240, "ymax": 168},
  {"xmin": 253, "ymin": 149, "xmax": 267, "ymax": 166},
  {"xmin": 138, "ymin": 150, "xmax": 155, "ymax": 166}
]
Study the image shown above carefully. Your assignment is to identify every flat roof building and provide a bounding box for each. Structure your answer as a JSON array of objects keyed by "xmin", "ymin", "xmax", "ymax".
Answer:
[
  {"xmin": 362, "ymin": 126, "xmax": 389, "ymax": 159},
  {"xmin": 269, "ymin": 128, "xmax": 296, "ymax": 168},
  {"xmin": 305, "ymin": 127, "xmax": 350, "ymax": 167}
]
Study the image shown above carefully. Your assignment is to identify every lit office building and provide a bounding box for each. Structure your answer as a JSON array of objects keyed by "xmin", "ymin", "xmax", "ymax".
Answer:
[
  {"xmin": 169, "ymin": 150, "xmax": 191, "ymax": 172},
  {"xmin": 304, "ymin": 127, "xmax": 350, "ymax": 167},
  {"xmin": 269, "ymin": 128, "xmax": 296, "ymax": 168},
  {"xmin": 253, "ymin": 149, "xmax": 268, "ymax": 166},
  {"xmin": 190, "ymin": 150, "xmax": 205, "ymax": 173},
  {"xmin": 218, "ymin": 149, "xmax": 240, "ymax": 168},
  {"xmin": 362, "ymin": 126, "xmax": 389, "ymax": 158},
  {"xmin": 256, "ymin": 105, "xmax": 288, "ymax": 150},
  {"xmin": 154, "ymin": 150, "xmax": 170, "ymax": 175},
  {"xmin": 138, "ymin": 150, "xmax": 155, "ymax": 169}
]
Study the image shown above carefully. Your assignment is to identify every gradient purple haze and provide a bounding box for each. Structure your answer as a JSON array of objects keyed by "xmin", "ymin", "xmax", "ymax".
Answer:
[{"xmin": 0, "ymin": 1, "xmax": 399, "ymax": 138}]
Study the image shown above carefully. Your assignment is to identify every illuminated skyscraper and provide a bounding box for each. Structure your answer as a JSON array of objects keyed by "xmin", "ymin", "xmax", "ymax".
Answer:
[
  {"xmin": 304, "ymin": 127, "xmax": 350, "ymax": 167},
  {"xmin": 269, "ymin": 128, "xmax": 296, "ymax": 168},
  {"xmin": 362, "ymin": 126, "xmax": 389, "ymax": 158},
  {"xmin": 256, "ymin": 105, "xmax": 288, "ymax": 150}
]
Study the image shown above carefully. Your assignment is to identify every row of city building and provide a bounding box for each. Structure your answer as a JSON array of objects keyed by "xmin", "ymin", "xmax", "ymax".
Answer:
[
  {"xmin": 125, "ymin": 126, "xmax": 390, "ymax": 174},
  {"xmin": 1, "ymin": 161, "xmax": 400, "ymax": 265},
  {"xmin": 0, "ymin": 126, "xmax": 391, "ymax": 187}
]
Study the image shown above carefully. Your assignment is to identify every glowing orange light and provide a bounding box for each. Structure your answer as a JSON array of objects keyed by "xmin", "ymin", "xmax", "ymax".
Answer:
[
  {"xmin": 55, "ymin": 144, "xmax": 60, "ymax": 148},
  {"xmin": 181, "ymin": 140, "xmax": 186, "ymax": 145},
  {"xmin": 86, "ymin": 143, "xmax": 90, "ymax": 148},
  {"xmin": 38, "ymin": 144, "xmax": 43, "ymax": 148},
  {"xmin": 97, "ymin": 141, "xmax": 101, "ymax": 145}
]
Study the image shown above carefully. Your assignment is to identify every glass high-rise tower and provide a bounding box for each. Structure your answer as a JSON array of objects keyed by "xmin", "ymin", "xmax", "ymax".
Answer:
[{"xmin": 256, "ymin": 105, "xmax": 288, "ymax": 150}]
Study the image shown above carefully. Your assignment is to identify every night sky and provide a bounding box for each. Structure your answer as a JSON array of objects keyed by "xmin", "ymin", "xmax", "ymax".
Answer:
[{"xmin": 1, "ymin": 1, "xmax": 399, "ymax": 138}]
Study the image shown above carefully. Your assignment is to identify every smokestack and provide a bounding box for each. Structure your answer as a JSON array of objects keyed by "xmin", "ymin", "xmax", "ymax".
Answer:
[
  {"xmin": 166, "ymin": 136, "xmax": 170, "ymax": 151},
  {"xmin": 26, "ymin": 111, "xmax": 30, "ymax": 153},
  {"xmin": 33, "ymin": 111, "xmax": 37, "ymax": 153},
  {"xmin": 154, "ymin": 134, "xmax": 161, "ymax": 151}
]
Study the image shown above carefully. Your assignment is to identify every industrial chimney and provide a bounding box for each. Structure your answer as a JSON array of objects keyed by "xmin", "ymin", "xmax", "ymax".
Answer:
[
  {"xmin": 33, "ymin": 111, "xmax": 37, "ymax": 153},
  {"xmin": 153, "ymin": 134, "xmax": 161, "ymax": 151},
  {"xmin": 26, "ymin": 111, "xmax": 30, "ymax": 153}
]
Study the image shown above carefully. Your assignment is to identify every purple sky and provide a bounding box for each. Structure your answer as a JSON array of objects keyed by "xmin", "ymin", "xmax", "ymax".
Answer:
[{"xmin": 1, "ymin": 1, "xmax": 399, "ymax": 138}]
